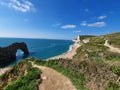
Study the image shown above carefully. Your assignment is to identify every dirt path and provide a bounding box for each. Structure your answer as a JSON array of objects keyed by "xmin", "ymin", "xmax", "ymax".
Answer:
[
  {"xmin": 104, "ymin": 40, "xmax": 120, "ymax": 66},
  {"xmin": 31, "ymin": 62, "xmax": 76, "ymax": 90},
  {"xmin": 104, "ymin": 40, "xmax": 120, "ymax": 53}
]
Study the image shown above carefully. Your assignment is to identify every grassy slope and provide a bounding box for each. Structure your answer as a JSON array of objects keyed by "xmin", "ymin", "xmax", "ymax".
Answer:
[
  {"xmin": 74, "ymin": 32, "xmax": 120, "ymax": 90},
  {"xmin": 0, "ymin": 60, "xmax": 41, "ymax": 90},
  {"xmin": 0, "ymin": 32, "xmax": 120, "ymax": 90},
  {"xmin": 104, "ymin": 32, "xmax": 120, "ymax": 48},
  {"xmin": 29, "ymin": 58, "xmax": 89, "ymax": 90},
  {"xmin": 74, "ymin": 32, "xmax": 120, "ymax": 63}
]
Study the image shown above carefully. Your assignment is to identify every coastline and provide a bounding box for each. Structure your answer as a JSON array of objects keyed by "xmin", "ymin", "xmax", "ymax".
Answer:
[
  {"xmin": 0, "ymin": 42, "xmax": 79, "ymax": 76},
  {"xmin": 0, "ymin": 37, "xmax": 81, "ymax": 76},
  {"xmin": 47, "ymin": 40, "xmax": 81, "ymax": 60}
]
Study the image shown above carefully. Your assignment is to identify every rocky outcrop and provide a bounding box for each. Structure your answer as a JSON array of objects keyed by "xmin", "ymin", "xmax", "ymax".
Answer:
[{"xmin": 0, "ymin": 42, "xmax": 29, "ymax": 66}]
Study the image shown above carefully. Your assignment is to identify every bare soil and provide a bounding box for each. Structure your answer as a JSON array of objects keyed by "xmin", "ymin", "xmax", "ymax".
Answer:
[
  {"xmin": 31, "ymin": 62, "xmax": 76, "ymax": 90},
  {"xmin": 104, "ymin": 40, "xmax": 120, "ymax": 53}
]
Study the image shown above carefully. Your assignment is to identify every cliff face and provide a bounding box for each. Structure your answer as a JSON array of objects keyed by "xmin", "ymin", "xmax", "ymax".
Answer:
[{"xmin": 0, "ymin": 42, "xmax": 29, "ymax": 66}]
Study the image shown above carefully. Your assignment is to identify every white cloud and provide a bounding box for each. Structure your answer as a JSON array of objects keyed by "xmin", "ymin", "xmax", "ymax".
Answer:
[
  {"xmin": 80, "ymin": 21, "xmax": 87, "ymax": 26},
  {"xmin": 88, "ymin": 22, "xmax": 106, "ymax": 27},
  {"xmin": 0, "ymin": 0, "xmax": 35, "ymax": 12},
  {"xmin": 98, "ymin": 15, "xmax": 107, "ymax": 20},
  {"xmin": 73, "ymin": 30, "xmax": 81, "ymax": 33},
  {"xmin": 80, "ymin": 21, "xmax": 106, "ymax": 27},
  {"xmin": 61, "ymin": 25, "xmax": 76, "ymax": 29}
]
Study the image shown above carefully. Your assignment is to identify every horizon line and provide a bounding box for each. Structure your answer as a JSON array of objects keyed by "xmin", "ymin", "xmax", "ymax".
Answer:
[{"xmin": 0, "ymin": 36, "xmax": 72, "ymax": 41}]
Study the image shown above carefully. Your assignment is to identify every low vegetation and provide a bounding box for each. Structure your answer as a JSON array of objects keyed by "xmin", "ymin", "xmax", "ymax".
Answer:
[
  {"xmin": 79, "ymin": 35, "xmax": 95, "ymax": 40},
  {"xmin": 74, "ymin": 32, "xmax": 120, "ymax": 90},
  {"xmin": 0, "ymin": 32, "xmax": 120, "ymax": 90},
  {"xmin": 0, "ymin": 60, "xmax": 41, "ymax": 90},
  {"xmin": 104, "ymin": 32, "xmax": 120, "ymax": 48},
  {"xmin": 29, "ymin": 58, "xmax": 89, "ymax": 90}
]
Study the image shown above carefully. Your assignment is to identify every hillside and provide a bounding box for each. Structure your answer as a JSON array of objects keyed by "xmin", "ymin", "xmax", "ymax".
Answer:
[
  {"xmin": 0, "ymin": 60, "xmax": 41, "ymax": 90},
  {"xmin": 73, "ymin": 32, "xmax": 120, "ymax": 90},
  {"xmin": 104, "ymin": 32, "xmax": 120, "ymax": 48},
  {"xmin": 0, "ymin": 32, "xmax": 120, "ymax": 90}
]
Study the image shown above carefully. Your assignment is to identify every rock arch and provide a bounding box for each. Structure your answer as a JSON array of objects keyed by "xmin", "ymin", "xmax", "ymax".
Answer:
[{"xmin": 0, "ymin": 42, "xmax": 29, "ymax": 66}]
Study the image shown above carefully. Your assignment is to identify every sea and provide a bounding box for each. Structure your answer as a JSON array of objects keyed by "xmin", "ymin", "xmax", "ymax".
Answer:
[{"xmin": 0, "ymin": 38, "xmax": 73, "ymax": 65}]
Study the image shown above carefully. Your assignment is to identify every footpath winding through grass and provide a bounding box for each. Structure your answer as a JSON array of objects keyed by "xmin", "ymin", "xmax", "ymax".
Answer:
[
  {"xmin": 30, "ymin": 61, "xmax": 76, "ymax": 90},
  {"xmin": 30, "ymin": 58, "xmax": 89, "ymax": 90}
]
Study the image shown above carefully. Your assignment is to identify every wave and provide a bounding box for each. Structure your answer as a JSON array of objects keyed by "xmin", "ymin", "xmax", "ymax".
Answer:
[{"xmin": 67, "ymin": 45, "xmax": 73, "ymax": 52}]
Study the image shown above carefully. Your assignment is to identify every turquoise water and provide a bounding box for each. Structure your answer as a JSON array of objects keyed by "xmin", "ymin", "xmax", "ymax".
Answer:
[{"xmin": 0, "ymin": 38, "xmax": 73, "ymax": 61}]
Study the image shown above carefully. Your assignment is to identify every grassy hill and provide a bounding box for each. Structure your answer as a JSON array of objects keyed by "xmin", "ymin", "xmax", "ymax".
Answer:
[
  {"xmin": 73, "ymin": 32, "xmax": 120, "ymax": 90},
  {"xmin": 104, "ymin": 32, "xmax": 120, "ymax": 48},
  {"xmin": 0, "ymin": 32, "xmax": 120, "ymax": 90}
]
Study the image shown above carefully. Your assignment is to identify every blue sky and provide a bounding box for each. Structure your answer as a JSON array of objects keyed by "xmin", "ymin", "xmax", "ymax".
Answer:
[{"xmin": 0, "ymin": 0, "xmax": 120, "ymax": 39}]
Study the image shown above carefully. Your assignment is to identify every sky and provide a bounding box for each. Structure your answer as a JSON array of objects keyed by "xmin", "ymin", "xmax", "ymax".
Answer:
[{"xmin": 0, "ymin": 0, "xmax": 120, "ymax": 39}]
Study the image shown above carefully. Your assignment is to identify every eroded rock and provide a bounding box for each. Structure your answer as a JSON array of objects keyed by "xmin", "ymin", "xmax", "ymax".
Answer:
[{"xmin": 0, "ymin": 42, "xmax": 29, "ymax": 66}]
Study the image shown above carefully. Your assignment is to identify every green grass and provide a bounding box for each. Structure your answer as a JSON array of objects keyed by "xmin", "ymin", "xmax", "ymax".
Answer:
[
  {"xmin": 1, "ymin": 60, "xmax": 41, "ymax": 90},
  {"xmin": 4, "ymin": 67, "xmax": 41, "ymax": 90},
  {"xmin": 73, "ymin": 42, "xmax": 109, "ymax": 61},
  {"xmin": 80, "ymin": 35, "xmax": 95, "ymax": 40},
  {"xmin": 105, "ymin": 53, "xmax": 120, "ymax": 61},
  {"xmin": 106, "ymin": 81, "xmax": 120, "ymax": 90},
  {"xmin": 74, "ymin": 33, "xmax": 120, "ymax": 63},
  {"xmin": 30, "ymin": 58, "xmax": 89, "ymax": 90},
  {"xmin": 110, "ymin": 66, "xmax": 120, "ymax": 76},
  {"xmin": 90, "ymin": 36, "xmax": 105, "ymax": 45},
  {"xmin": 73, "ymin": 33, "xmax": 120, "ymax": 89},
  {"xmin": 104, "ymin": 32, "xmax": 120, "ymax": 48}
]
